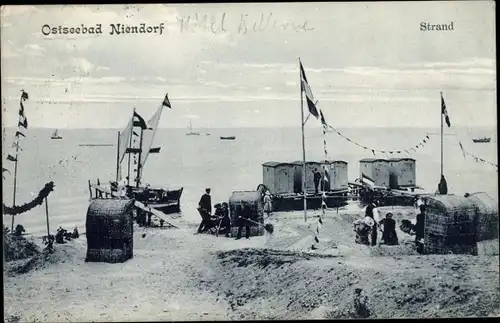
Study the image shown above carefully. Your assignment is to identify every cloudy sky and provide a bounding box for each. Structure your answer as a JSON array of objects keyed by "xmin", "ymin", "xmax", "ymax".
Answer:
[{"xmin": 0, "ymin": 2, "xmax": 496, "ymax": 129}]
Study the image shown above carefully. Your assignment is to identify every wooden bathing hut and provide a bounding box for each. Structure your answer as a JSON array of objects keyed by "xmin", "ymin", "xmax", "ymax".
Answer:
[
  {"xmin": 85, "ymin": 199, "xmax": 134, "ymax": 263},
  {"xmin": 229, "ymin": 189, "xmax": 265, "ymax": 237},
  {"xmin": 321, "ymin": 160, "xmax": 349, "ymax": 191},
  {"xmin": 262, "ymin": 162, "xmax": 295, "ymax": 194},
  {"xmin": 359, "ymin": 158, "xmax": 391, "ymax": 188},
  {"xmin": 389, "ymin": 158, "xmax": 416, "ymax": 188},
  {"xmin": 423, "ymin": 192, "xmax": 499, "ymax": 255},
  {"xmin": 292, "ymin": 160, "xmax": 322, "ymax": 194}
]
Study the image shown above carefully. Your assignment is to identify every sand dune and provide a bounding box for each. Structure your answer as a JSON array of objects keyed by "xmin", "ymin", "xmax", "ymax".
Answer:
[{"xmin": 4, "ymin": 206, "xmax": 500, "ymax": 321}]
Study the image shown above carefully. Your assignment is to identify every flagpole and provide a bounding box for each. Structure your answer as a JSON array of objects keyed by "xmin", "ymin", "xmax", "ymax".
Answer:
[
  {"xmin": 116, "ymin": 131, "xmax": 121, "ymax": 182},
  {"xmin": 299, "ymin": 57, "xmax": 307, "ymax": 223},
  {"xmin": 11, "ymin": 145, "xmax": 19, "ymax": 232},
  {"xmin": 440, "ymin": 92, "xmax": 443, "ymax": 176}
]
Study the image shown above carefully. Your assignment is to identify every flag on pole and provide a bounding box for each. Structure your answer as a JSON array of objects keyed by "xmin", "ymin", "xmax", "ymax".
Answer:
[
  {"xmin": 361, "ymin": 173, "xmax": 375, "ymax": 188},
  {"xmin": 133, "ymin": 111, "xmax": 148, "ymax": 129},
  {"xmin": 300, "ymin": 61, "xmax": 319, "ymax": 119},
  {"xmin": 162, "ymin": 93, "xmax": 171, "ymax": 109},
  {"xmin": 441, "ymin": 92, "xmax": 451, "ymax": 127},
  {"xmin": 7, "ymin": 154, "xmax": 17, "ymax": 162}
]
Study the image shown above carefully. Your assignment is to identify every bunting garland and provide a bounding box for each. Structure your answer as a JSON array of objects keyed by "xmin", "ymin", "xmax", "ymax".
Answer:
[
  {"xmin": 312, "ymin": 110, "xmax": 329, "ymax": 250},
  {"xmin": 2, "ymin": 182, "xmax": 55, "ymax": 215},
  {"xmin": 326, "ymin": 124, "xmax": 431, "ymax": 156},
  {"xmin": 4, "ymin": 90, "xmax": 29, "ymax": 178},
  {"xmin": 458, "ymin": 141, "xmax": 497, "ymax": 169}
]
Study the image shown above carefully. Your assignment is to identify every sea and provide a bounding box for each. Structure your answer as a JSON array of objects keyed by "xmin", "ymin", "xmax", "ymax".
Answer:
[{"xmin": 2, "ymin": 126, "xmax": 498, "ymax": 236}]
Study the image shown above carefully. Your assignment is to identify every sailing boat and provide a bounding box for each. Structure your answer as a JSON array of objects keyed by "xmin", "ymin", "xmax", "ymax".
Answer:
[
  {"xmin": 51, "ymin": 129, "xmax": 62, "ymax": 139},
  {"xmin": 114, "ymin": 101, "xmax": 183, "ymax": 214},
  {"xmin": 186, "ymin": 120, "xmax": 200, "ymax": 136},
  {"xmin": 86, "ymin": 94, "xmax": 183, "ymax": 214}
]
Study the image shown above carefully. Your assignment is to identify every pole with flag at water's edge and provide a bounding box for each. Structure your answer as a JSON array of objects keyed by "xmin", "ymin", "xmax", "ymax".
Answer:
[
  {"xmin": 440, "ymin": 92, "xmax": 444, "ymax": 177},
  {"xmin": 116, "ymin": 131, "xmax": 121, "ymax": 183},
  {"xmin": 299, "ymin": 57, "xmax": 308, "ymax": 223}
]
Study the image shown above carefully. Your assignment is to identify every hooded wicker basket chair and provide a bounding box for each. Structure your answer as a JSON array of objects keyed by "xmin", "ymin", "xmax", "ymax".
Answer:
[
  {"xmin": 424, "ymin": 192, "xmax": 498, "ymax": 255},
  {"xmin": 85, "ymin": 199, "xmax": 134, "ymax": 263}
]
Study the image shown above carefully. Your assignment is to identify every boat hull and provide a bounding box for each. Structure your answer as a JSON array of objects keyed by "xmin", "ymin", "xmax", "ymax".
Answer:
[
  {"xmin": 131, "ymin": 186, "xmax": 183, "ymax": 215},
  {"xmin": 220, "ymin": 136, "xmax": 236, "ymax": 140},
  {"xmin": 473, "ymin": 139, "xmax": 491, "ymax": 143}
]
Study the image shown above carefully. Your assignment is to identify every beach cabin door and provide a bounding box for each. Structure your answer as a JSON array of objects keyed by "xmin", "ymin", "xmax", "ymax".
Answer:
[{"xmin": 389, "ymin": 172, "xmax": 398, "ymax": 189}]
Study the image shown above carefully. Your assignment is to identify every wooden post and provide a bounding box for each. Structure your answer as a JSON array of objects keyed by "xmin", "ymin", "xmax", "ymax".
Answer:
[
  {"xmin": 45, "ymin": 197, "xmax": 50, "ymax": 238},
  {"xmin": 11, "ymin": 145, "xmax": 20, "ymax": 232},
  {"xmin": 88, "ymin": 180, "xmax": 92, "ymax": 199}
]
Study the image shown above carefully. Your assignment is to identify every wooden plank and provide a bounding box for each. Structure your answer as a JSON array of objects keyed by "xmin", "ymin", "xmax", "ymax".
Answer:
[{"xmin": 134, "ymin": 201, "xmax": 183, "ymax": 229}]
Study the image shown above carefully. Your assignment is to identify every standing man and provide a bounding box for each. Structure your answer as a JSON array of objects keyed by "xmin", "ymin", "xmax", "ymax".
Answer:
[
  {"xmin": 313, "ymin": 168, "xmax": 322, "ymax": 195},
  {"xmin": 197, "ymin": 188, "xmax": 212, "ymax": 234},
  {"xmin": 236, "ymin": 202, "xmax": 251, "ymax": 240},
  {"xmin": 415, "ymin": 205, "xmax": 426, "ymax": 244},
  {"xmin": 365, "ymin": 200, "xmax": 380, "ymax": 246}
]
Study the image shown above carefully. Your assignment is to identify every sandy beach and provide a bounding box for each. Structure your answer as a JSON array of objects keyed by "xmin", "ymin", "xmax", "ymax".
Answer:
[{"xmin": 4, "ymin": 205, "xmax": 500, "ymax": 322}]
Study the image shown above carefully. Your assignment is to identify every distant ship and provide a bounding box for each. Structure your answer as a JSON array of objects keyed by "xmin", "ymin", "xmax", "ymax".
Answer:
[
  {"xmin": 51, "ymin": 129, "xmax": 62, "ymax": 140},
  {"xmin": 186, "ymin": 120, "xmax": 200, "ymax": 136},
  {"xmin": 472, "ymin": 137, "xmax": 491, "ymax": 143},
  {"xmin": 220, "ymin": 136, "xmax": 236, "ymax": 140}
]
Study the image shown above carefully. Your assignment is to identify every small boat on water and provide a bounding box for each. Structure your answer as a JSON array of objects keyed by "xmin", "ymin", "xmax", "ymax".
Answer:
[
  {"xmin": 473, "ymin": 137, "xmax": 491, "ymax": 143},
  {"xmin": 51, "ymin": 129, "xmax": 62, "ymax": 140},
  {"xmin": 186, "ymin": 120, "xmax": 200, "ymax": 136},
  {"xmin": 220, "ymin": 136, "xmax": 236, "ymax": 140}
]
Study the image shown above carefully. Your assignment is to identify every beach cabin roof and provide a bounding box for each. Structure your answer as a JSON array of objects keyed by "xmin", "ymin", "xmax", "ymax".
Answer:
[
  {"xmin": 291, "ymin": 160, "xmax": 322, "ymax": 165},
  {"xmin": 360, "ymin": 158, "xmax": 387, "ymax": 163},
  {"xmin": 320, "ymin": 160, "xmax": 348, "ymax": 165},
  {"xmin": 262, "ymin": 161, "xmax": 292, "ymax": 167},
  {"xmin": 389, "ymin": 157, "xmax": 416, "ymax": 162}
]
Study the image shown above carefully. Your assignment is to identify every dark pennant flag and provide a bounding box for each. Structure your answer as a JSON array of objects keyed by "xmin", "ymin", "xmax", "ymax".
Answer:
[
  {"xmin": 441, "ymin": 92, "xmax": 451, "ymax": 127},
  {"xmin": 300, "ymin": 61, "xmax": 319, "ymax": 119},
  {"xmin": 162, "ymin": 93, "xmax": 171, "ymax": 109}
]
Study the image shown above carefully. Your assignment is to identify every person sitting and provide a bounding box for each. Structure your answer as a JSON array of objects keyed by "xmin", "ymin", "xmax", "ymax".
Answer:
[
  {"xmin": 353, "ymin": 217, "xmax": 374, "ymax": 245},
  {"xmin": 381, "ymin": 213, "xmax": 399, "ymax": 245}
]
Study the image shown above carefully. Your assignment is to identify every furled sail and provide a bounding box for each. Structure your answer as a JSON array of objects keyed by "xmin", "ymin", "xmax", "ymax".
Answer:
[{"xmin": 140, "ymin": 104, "xmax": 164, "ymax": 167}]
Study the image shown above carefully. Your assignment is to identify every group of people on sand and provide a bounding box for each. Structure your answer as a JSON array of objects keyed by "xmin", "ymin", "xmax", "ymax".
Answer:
[
  {"xmin": 354, "ymin": 198, "xmax": 426, "ymax": 247},
  {"xmin": 195, "ymin": 188, "xmax": 274, "ymax": 240}
]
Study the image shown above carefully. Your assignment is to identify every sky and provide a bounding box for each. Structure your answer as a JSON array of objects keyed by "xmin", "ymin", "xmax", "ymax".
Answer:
[{"xmin": 0, "ymin": 2, "xmax": 496, "ymax": 129}]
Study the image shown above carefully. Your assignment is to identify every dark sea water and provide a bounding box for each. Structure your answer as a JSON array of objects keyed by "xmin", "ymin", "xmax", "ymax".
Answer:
[{"xmin": 2, "ymin": 126, "xmax": 497, "ymax": 235}]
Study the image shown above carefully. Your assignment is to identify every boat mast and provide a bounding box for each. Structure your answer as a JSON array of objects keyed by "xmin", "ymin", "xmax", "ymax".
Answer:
[
  {"xmin": 136, "ymin": 127, "xmax": 144, "ymax": 188},
  {"xmin": 299, "ymin": 57, "xmax": 307, "ymax": 223},
  {"xmin": 127, "ymin": 109, "xmax": 134, "ymax": 186}
]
